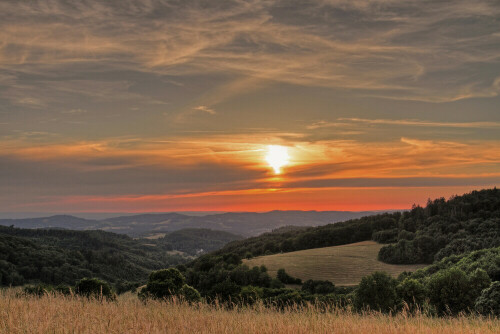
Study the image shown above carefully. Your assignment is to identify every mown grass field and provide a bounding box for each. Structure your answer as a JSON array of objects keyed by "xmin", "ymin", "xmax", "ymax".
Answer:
[
  {"xmin": 244, "ymin": 241, "xmax": 427, "ymax": 286},
  {"xmin": 1, "ymin": 290, "xmax": 498, "ymax": 334}
]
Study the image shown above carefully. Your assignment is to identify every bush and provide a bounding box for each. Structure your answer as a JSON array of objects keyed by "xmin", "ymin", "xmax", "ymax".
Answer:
[
  {"xmin": 475, "ymin": 281, "xmax": 500, "ymax": 316},
  {"xmin": 270, "ymin": 278, "xmax": 285, "ymax": 289},
  {"xmin": 427, "ymin": 268, "xmax": 490, "ymax": 315},
  {"xmin": 180, "ymin": 284, "xmax": 202, "ymax": 303},
  {"xmin": 354, "ymin": 272, "xmax": 399, "ymax": 313},
  {"xmin": 209, "ymin": 279, "xmax": 241, "ymax": 302},
  {"xmin": 55, "ymin": 284, "xmax": 72, "ymax": 295},
  {"xmin": 139, "ymin": 268, "xmax": 185, "ymax": 300},
  {"xmin": 23, "ymin": 283, "xmax": 72, "ymax": 297},
  {"xmin": 240, "ymin": 285, "xmax": 263, "ymax": 304},
  {"xmin": 23, "ymin": 284, "xmax": 53, "ymax": 297},
  {"xmin": 75, "ymin": 278, "xmax": 115, "ymax": 301},
  {"xmin": 266, "ymin": 290, "xmax": 303, "ymax": 307},
  {"xmin": 396, "ymin": 278, "xmax": 426, "ymax": 310},
  {"xmin": 115, "ymin": 281, "xmax": 140, "ymax": 294},
  {"xmin": 398, "ymin": 230, "xmax": 415, "ymax": 241},
  {"xmin": 372, "ymin": 229, "xmax": 398, "ymax": 243},
  {"xmin": 301, "ymin": 279, "xmax": 335, "ymax": 295},
  {"xmin": 277, "ymin": 269, "xmax": 302, "ymax": 285}
]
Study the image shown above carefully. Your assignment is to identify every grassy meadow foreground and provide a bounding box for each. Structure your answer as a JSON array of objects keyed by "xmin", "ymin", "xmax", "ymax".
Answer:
[
  {"xmin": 244, "ymin": 241, "xmax": 426, "ymax": 286},
  {"xmin": 1, "ymin": 291, "xmax": 499, "ymax": 334}
]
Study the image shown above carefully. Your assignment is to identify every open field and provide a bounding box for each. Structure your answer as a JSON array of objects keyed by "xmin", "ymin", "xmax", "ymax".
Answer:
[
  {"xmin": 0, "ymin": 290, "xmax": 498, "ymax": 334},
  {"xmin": 244, "ymin": 241, "xmax": 427, "ymax": 286}
]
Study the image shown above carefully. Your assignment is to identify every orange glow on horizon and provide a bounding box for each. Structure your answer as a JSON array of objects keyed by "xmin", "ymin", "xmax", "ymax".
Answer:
[{"xmin": 10, "ymin": 186, "xmax": 498, "ymax": 213}]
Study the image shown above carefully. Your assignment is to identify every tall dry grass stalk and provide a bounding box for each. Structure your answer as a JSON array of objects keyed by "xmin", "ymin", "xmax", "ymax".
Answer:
[{"xmin": 0, "ymin": 289, "xmax": 498, "ymax": 334}]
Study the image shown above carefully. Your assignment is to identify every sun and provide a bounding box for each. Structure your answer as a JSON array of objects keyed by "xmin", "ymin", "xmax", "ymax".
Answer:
[{"xmin": 265, "ymin": 145, "xmax": 290, "ymax": 174}]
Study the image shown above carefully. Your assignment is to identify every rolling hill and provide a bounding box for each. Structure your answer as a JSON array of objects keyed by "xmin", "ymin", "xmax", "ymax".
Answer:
[
  {"xmin": 0, "ymin": 210, "xmax": 381, "ymax": 237},
  {"xmin": 244, "ymin": 241, "xmax": 426, "ymax": 286},
  {"xmin": 0, "ymin": 226, "xmax": 187, "ymax": 287}
]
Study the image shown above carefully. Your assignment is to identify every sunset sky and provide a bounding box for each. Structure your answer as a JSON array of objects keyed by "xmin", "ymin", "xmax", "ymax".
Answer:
[{"xmin": 1, "ymin": 0, "xmax": 499, "ymax": 213}]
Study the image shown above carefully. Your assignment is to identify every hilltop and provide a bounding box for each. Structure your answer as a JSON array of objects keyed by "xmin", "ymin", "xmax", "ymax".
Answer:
[{"xmin": 0, "ymin": 210, "xmax": 381, "ymax": 237}]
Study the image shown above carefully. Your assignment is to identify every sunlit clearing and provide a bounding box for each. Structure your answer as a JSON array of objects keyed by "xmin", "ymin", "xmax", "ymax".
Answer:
[{"xmin": 265, "ymin": 145, "xmax": 289, "ymax": 174}]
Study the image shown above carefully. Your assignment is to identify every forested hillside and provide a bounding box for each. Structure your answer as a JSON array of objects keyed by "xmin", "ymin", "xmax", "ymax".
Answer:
[
  {"xmin": 0, "ymin": 226, "xmax": 186, "ymax": 288},
  {"xmin": 213, "ymin": 188, "xmax": 500, "ymax": 264},
  {"xmin": 378, "ymin": 189, "xmax": 500, "ymax": 264}
]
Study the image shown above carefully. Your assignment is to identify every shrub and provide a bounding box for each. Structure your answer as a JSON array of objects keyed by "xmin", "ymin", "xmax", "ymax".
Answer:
[
  {"xmin": 180, "ymin": 284, "xmax": 202, "ymax": 303},
  {"xmin": 267, "ymin": 290, "xmax": 303, "ymax": 307},
  {"xmin": 277, "ymin": 269, "xmax": 302, "ymax": 285},
  {"xmin": 398, "ymin": 230, "xmax": 415, "ymax": 241},
  {"xmin": 301, "ymin": 280, "xmax": 335, "ymax": 295},
  {"xmin": 475, "ymin": 281, "xmax": 500, "ymax": 316},
  {"xmin": 55, "ymin": 284, "xmax": 72, "ymax": 295},
  {"xmin": 23, "ymin": 284, "xmax": 53, "ymax": 297},
  {"xmin": 240, "ymin": 286, "xmax": 263, "ymax": 304},
  {"xmin": 372, "ymin": 229, "xmax": 399, "ymax": 243},
  {"xmin": 115, "ymin": 281, "xmax": 140, "ymax": 294},
  {"xmin": 270, "ymin": 278, "xmax": 285, "ymax": 289},
  {"xmin": 396, "ymin": 278, "xmax": 426, "ymax": 310},
  {"xmin": 139, "ymin": 268, "xmax": 185, "ymax": 300},
  {"xmin": 427, "ymin": 268, "xmax": 490, "ymax": 315},
  {"xmin": 354, "ymin": 272, "xmax": 399, "ymax": 313},
  {"xmin": 75, "ymin": 278, "xmax": 115, "ymax": 301}
]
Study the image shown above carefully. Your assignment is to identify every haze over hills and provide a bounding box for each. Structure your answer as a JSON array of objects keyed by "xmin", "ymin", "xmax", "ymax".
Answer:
[{"xmin": 0, "ymin": 210, "xmax": 383, "ymax": 237}]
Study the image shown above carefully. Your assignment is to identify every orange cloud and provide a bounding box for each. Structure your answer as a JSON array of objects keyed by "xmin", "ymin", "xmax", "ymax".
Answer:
[{"xmin": 0, "ymin": 133, "xmax": 498, "ymax": 212}]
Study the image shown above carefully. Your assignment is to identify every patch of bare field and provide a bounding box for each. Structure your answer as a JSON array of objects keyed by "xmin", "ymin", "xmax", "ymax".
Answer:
[{"xmin": 244, "ymin": 241, "xmax": 427, "ymax": 286}]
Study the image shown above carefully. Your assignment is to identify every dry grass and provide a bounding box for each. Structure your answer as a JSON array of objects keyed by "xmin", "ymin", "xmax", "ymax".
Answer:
[
  {"xmin": 244, "ymin": 241, "xmax": 427, "ymax": 286},
  {"xmin": 0, "ymin": 290, "xmax": 498, "ymax": 334}
]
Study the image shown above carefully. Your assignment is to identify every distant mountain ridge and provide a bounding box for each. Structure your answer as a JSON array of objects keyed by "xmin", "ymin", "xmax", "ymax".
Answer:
[{"xmin": 0, "ymin": 210, "xmax": 384, "ymax": 237}]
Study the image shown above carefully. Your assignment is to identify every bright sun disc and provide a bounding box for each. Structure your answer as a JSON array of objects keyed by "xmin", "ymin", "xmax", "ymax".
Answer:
[{"xmin": 265, "ymin": 145, "xmax": 289, "ymax": 174}]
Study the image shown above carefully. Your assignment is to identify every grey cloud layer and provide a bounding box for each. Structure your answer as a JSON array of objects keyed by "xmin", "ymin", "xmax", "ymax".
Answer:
[{"xmin": 1, "ymin": 0, "xmax": 499, "ymax": 104}]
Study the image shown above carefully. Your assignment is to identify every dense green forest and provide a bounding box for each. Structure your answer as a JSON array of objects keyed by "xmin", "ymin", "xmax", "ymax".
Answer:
[{"xmin": 0, "ymin": 227, "xmax": 187, "ymax": 288}]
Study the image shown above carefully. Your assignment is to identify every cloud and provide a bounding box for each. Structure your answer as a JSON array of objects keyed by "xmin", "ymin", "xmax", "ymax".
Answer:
[
  {"xmin": 61, "ymin": 109, "xmax": 87, "ymax": 114},
  {"xmin": 193, "ymin": 105, "xmax": 216, "ymax": 115},
  {"xmin": 0, "ymin": 1, "xmax": 498, "ymax": 212},
  {"xmin": 1, "ymin": 133, "xmax": 498, "ymax": 195},
  {"xmin": 308, "ymin": 118, "xmax": 500, "ymax": 130},
  {"xmin": 0, "ymin": 0, "xmax": 499, "ymax": 103}
]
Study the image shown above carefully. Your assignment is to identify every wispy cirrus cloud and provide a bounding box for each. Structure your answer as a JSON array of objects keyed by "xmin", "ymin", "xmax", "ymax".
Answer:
[
  {"xmin": 193, "ymin": 105, "xmax": 216, "ymax": 115},
  {"xmin": 308, "ymin": 118, "xmax": 500, "ymax": 130},
  {"xmin": 0, "ymin": 0, "xmax": 499, "ymax": 103},
  {"xmin": 61, "ymin": 109, "xmax": 87, "ymax": 114}
]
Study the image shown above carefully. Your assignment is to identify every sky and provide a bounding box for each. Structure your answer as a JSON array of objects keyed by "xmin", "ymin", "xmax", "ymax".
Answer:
[{"xmin": 1, "ymin": 0, "xmax": 499, "ymax": 213}]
